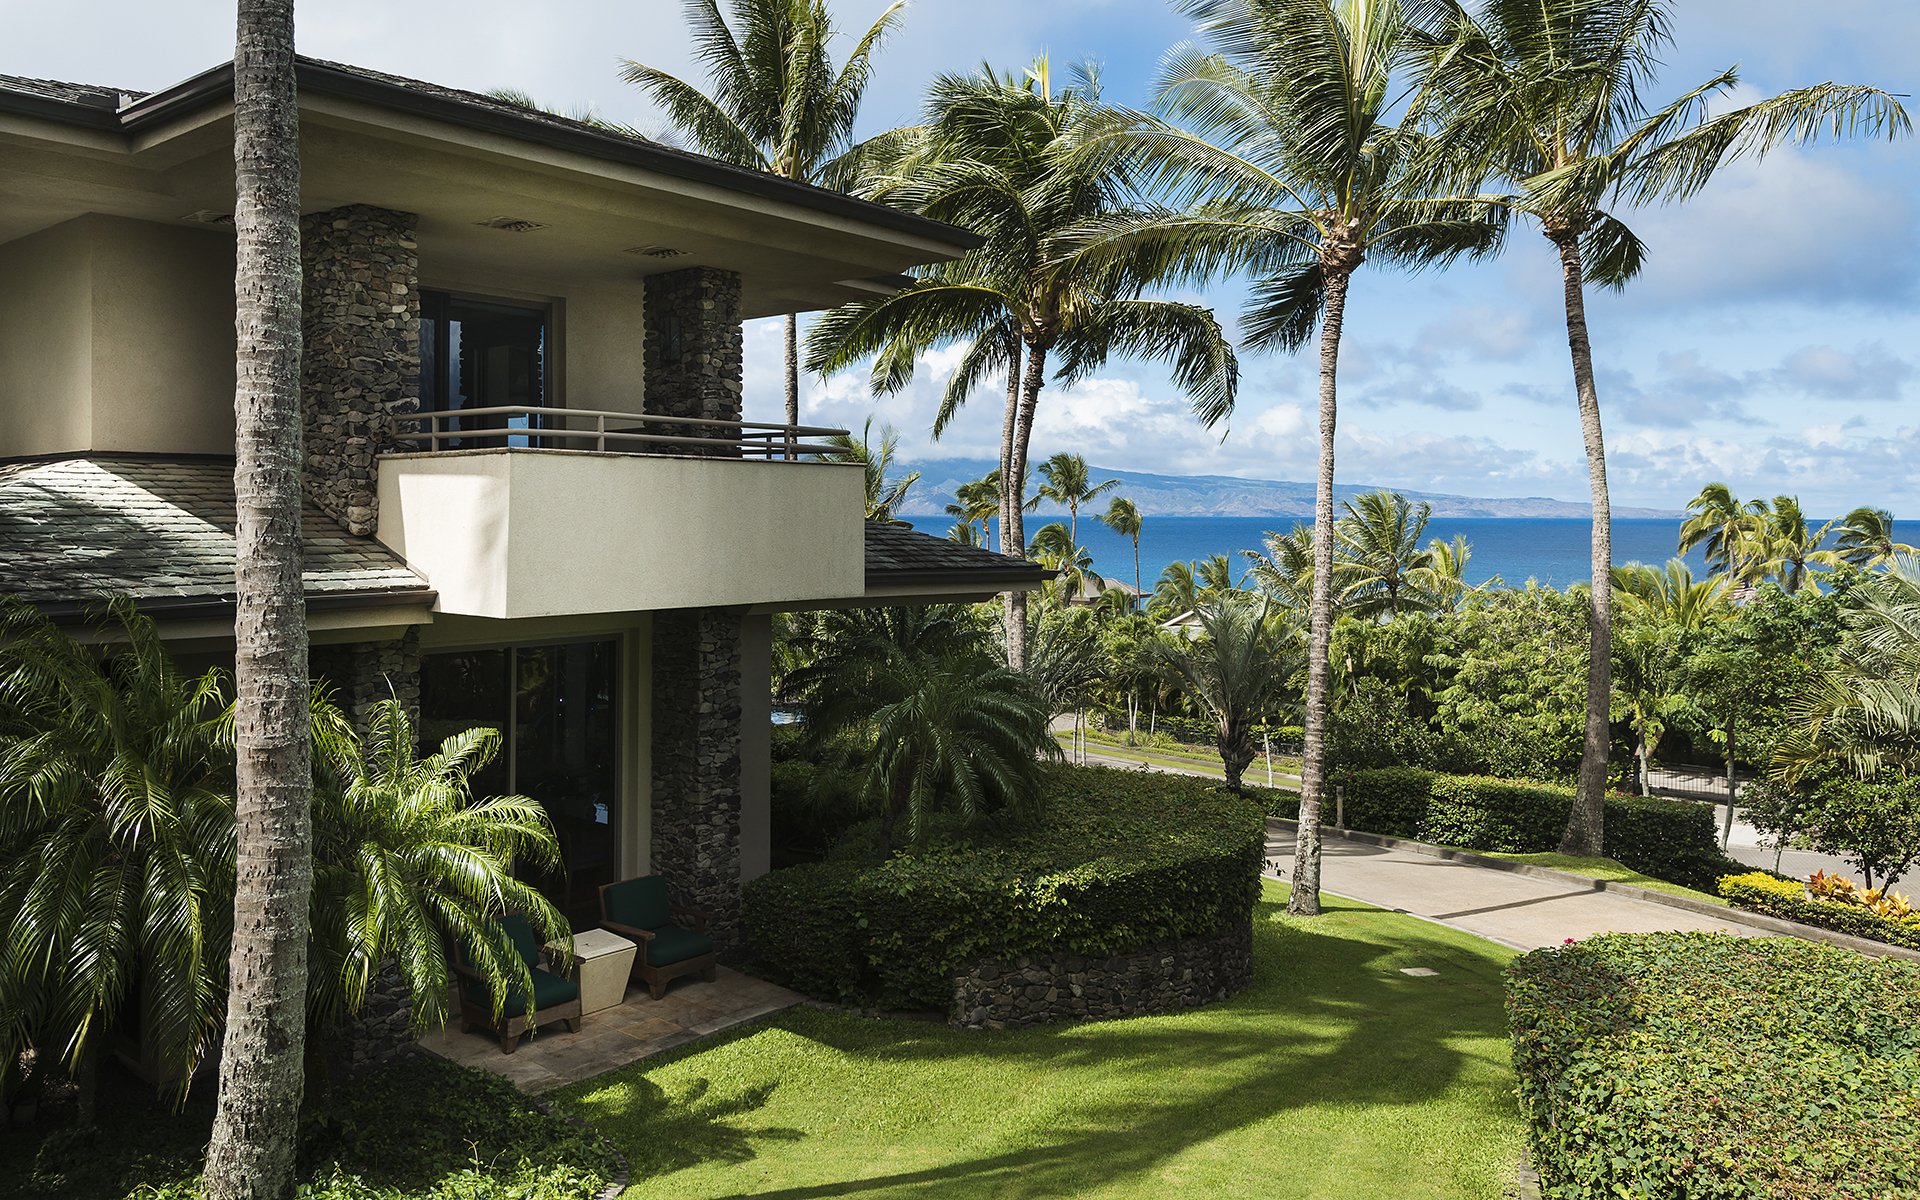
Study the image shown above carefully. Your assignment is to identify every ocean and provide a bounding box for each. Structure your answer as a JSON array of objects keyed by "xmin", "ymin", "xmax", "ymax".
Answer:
[{"xmin": 910, "ymin": 516, "xmax": 1920, "ymax": 593}]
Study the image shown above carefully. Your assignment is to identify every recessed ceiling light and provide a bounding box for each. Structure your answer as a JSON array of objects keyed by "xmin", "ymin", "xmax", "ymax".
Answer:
[
  {"xmin": 180, "ymin": 210, "xmax": 234, "ymax": 225},
  {"xmin": 475, "ymin": 216, "xmax": 549, "ymax": 233},
  {"xmin": 623, "ymin": 244, "xmax": 689, "ymax": 258}
]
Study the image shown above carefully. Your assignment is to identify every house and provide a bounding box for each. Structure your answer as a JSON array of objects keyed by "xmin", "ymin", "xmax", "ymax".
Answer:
[
  {"xmin": 0, "ymin": 57, "xmax": 1044, "ymax": 943},
  {"xmin": 1063, "ymin": 575, "xmax": 1141, "ymax": 609}
]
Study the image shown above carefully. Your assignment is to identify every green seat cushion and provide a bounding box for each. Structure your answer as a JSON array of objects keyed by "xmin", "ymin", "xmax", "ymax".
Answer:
[
  {"xmin": 463, "ymin": 966, "xmax": 579, "ymax": 1016},
  {"xmin": 605, "ymin": 876, "xmax": 672, "ymax": 931},
  {"xmin": 499, "ymin": 913, "xmax": 546, "ymax": 966},
  {"xmin": 646, "ymin": 924, "xmax": 714, "ymax": 967}
]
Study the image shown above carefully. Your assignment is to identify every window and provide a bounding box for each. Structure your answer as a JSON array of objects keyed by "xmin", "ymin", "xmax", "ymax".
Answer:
[
  {"xmin": 420, "ymin": 640, "xmax": 618, "ymax": 924},
  {"xmin": 418, "ymin": 291, "xmax": 549, "ymax": 447}
]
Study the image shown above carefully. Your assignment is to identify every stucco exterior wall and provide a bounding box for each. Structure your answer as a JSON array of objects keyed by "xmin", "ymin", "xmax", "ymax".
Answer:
[
  {"xmin": 0, "ymin": 215, "xmax": 234, "ymax": 460},
  {"xmin": 559, "ymin": 283, "xmax": 647, "ymax": 415}
]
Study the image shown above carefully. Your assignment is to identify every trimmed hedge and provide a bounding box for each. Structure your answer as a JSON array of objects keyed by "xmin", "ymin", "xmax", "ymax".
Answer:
[
  {"xmin": 1720, "ymin": 871, "xmax": 1920, "ymax": 950},
  {"xmin": 1325, "ymin": 767, "xmax": 1741, "ymax": 890},
  {"xmin": 742, "ymin": 765, "xmax": 1266, "ymax": 1010},
  {"xmin": 1095, "ymin": 710, "xmax": 1304, "ymax": 751},
  {"xmin": 1508, "ymin": 933, "xmax": 1920, "ymax": 1199}
]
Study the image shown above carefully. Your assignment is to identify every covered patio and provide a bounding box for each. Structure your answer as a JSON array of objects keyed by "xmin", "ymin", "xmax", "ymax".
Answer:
[{"xmin": 418, "ymin": 966, "xmax": 802, "ymax": 1094}]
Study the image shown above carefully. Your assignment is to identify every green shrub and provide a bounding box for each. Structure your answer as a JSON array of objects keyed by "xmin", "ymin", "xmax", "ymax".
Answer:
[
  {"xmin": 1335, "ymin": 768, "xmax": 1740, "ymax": 890},
  {"xmin": 743, "ymin": 765, "xmax": 1266, "ymax": 1010},
  {"xmin": 1507, "ymin": 933, "xmax": 1920, "ymax": 1199},
  {"xmin": 1720, "ymin": 871, "xmax": 1920, "ymax": 950}
]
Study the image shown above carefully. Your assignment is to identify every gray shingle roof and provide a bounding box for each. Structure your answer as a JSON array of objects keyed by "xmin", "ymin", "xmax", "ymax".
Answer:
[
  {"xmin": 864, "ymin": 520, "xmax": 1047, "ymax": 584},
  {"xmin": 0, "ymin": 74, "xmax": 137, "ymax": 109},
  {"xmin": 0, "ymin": 456, "xmax": 431, "ymax": 611}
]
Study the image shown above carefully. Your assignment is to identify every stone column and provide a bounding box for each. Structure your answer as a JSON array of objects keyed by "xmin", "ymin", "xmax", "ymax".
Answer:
[
  {"xmin": 642, "ymin": 266, "xmax": 744, "ymax": 454},
  {"xmin": 650, "ymin": 607, "xmax": 744, "ymax": 948},
  {"xmin": 302, "ymin": 204, "xmax": 421, "ymax": 534},
  {"xmin": 309, "ymin": 630, "xmax": 422, "ymax": 741}
]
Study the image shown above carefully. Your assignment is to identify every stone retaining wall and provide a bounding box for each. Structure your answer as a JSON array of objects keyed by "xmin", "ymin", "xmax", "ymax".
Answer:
[{"xmin": 951, "ymin": 917, "xmax": 1254, "ymax": 1030}]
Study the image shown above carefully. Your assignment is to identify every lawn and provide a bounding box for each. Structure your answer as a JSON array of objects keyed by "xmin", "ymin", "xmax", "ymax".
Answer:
[
  {"xmin": 1474, "ymin": 851, "xmax": 1730, "ymax": 906},
  {"xmin": 556, "ymin": 881, "xmax": 1525, "ymax": 1200}
]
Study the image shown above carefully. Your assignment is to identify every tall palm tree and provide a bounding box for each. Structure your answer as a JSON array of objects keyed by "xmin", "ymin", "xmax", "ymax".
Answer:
[
  {"xmin": 807, "ymin": 59, "xmax": 1239, "ymax": 670},
  {"xmin": 1335, "ymin": 490, "xmax": 1438, "ymax": 619},
  {"xmin": 1414, "ymin": 534, "xmax": 1494, "ymax": 613},
  {"xmin": 206, "ymin": 1, "xmax": 311, "ymax": 1193},
  {"xmin": 1028, "ymin": 521, "xmax": 1103, "ymax": 609},
  {"xmin": 1748, "ymin": 495, "xmax": 1835, "ymax": 592},
  {"xmin": 1831, "ymin": 506, "xmax": 1916, "ymax": 570},
  {"xmin": 1244, "ymin": 522, "xmax": 1316, "ymax": 612},
  {"xmin": 1155, "ymin": 596, "xmax": 1302, "ymax": 792},
  {"xmin": 1611, "ymin": 559, "xmax": 1730, "ymax": 632},
  {"xmin": 1035, "ymin": 451, "xmax": 1120, "ymax": 545},
  {"xmin": 820, "ymin": 417, "xmax": 921, "ymax": 522},
  {"xmin": 1678, "ymin": 482, "xmax": 1761, "ymax": 582},
  {"xmin": 1099, "ymin": 495, "xmax": 1145, "ymax": 603},
  {"xmin": 946, "ymin": 473, "xmax": 1001, "ymax": 546},
  {"xmin": 1426, "ymin": 0, "xmax": 1907, "ymax": 857},
  {"xmin": 621, "ymin": 0, "xmax": 907, "ymax": 427},
  {"xmin": 1067, "ymin": 0, "xmax": 1506, "ymax": 914}
]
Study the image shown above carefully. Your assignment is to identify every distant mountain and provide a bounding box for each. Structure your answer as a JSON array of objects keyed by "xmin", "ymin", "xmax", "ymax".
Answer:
[{"xmin": 897, "ymin": 458, "xmax": 1682, "ymax": 521}]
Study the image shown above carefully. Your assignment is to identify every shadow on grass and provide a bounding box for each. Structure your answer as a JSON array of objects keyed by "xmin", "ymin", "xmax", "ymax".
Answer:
[{"xmin": 559, "ymin": 888, "xmax": 1520, "ymax": 1199}]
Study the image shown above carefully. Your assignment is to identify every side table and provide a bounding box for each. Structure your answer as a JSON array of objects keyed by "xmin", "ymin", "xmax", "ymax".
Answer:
[{"xmin": 549, "ymin": 928, "xmax": 637, "ymax": 1016}]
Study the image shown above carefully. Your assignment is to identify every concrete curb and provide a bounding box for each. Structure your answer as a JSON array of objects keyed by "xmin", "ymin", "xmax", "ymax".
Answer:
[{"xmin": 1266, "ymin": 817, "xmax": 1920, "ymax": 964}]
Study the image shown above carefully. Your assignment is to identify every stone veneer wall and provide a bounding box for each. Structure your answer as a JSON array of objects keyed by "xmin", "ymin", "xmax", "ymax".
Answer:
[
  {"xmin": 309, "ymin": 630, "xmax": 423, "ymax": 738},
  {"xmin": 302, "ymin": 204, "xmax": 420, "ymax": 534},
  {"xmin": 642, "ymin": 266, "xmax": 744, "ymax": 454},
  {"xmin": 651, "ymin": 608, "xmax": 745, "ymax": 948},
  {"xmin": 951, "ymin": 917, "xmax": 1254, "ymax": 1030}
]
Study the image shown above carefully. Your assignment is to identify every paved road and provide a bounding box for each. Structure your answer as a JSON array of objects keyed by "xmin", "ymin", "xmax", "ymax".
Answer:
[{"xmin": 1264, "ymin": 821, "xmax": 1778, "ymax": 950}]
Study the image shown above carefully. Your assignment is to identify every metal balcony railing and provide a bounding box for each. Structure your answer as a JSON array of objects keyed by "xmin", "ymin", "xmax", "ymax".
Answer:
[{"xmin": 389, "ymin": 406, "xmax": 848, "ymax": 461}]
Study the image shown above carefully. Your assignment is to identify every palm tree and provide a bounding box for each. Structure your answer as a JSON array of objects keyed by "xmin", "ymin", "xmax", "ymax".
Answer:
[
  {"xmin": 947, "ymin": 520, "xmax": 984, "ymax": 547},
  {"xmin": 1611, "ymin": 559, "xmax": 1730, "ymax": 631},
  {"xmin": 206, "ymin": 2, "xmax": 310, "ymax": 1192},
  {"xmin": 946, "ymin": 473, "xmax": 1001, "ymax": 546},
  {"xmin": 1611, "ymin": 618, "xmax": 1684, "ymax": 796},
  {"xmin": 807, "ymin": 59, "xmax": 1239, "ymax": 670},
  {"xmin": 1155, "ymin": 596, "xmax": 1302, "ymax": 792},
  {"xmin": 780, "ymin": 605, "xmax": 1052, "ymax": 852},
  {"xmin": 1099, "ymin": 495, "xmax": 1145, "ymax": 603},
  {"xmin": 1068, "ymin": 0, "xmax": 1505, "ymax": 916},
  {"xmin": 0, "ymin": 599, "xmax": 243, "ymax": 1118},
  {"xmin": 307, "ymin": 699, "xmax": 570, "ymax": 1038},
  {"xmin": 1414, "ymin": 534, "xmax": 1495, "ymax": 613},
  {"xmin": 1831, "ymin": 506, "xmax": 1916, "ymax": 570},
  {"xmin": 1777, "ymin": 557, "xmax": 1920, "ymax": 784},
  {"xmin": 1748, "ymin": 495, "xmax": 1835, "ymax": 591},
  {"xmin": 1244, "ymin": 523, "xmax": 1316, "ymax": 612},
  {"xmin": 1035, "ymin": 452, "xmax": 1119, "ymax": 546},
  {"xmin": 1152, "ymin": 553, "xmax": 1240, "ymax": 617},
  {"xmin": 1335, "ymin": 491, "xmax": 1438, "ymax": 619},
  {"xmin": 1425, "ymin": 0, "xmax": 1907, "ymax": 857},
  {"xmin": 820, "ymin": 417, "xmax": 921, "ymax": 522},
  {"xmin": 621, "ymin": 0, "xmax": 907, "ymax": 426},
  {"xmin": 1028, "ymin": 521, "xmax": 1104, "ymax": 609},
  {"xmin": 1678, "ymin": 482, "xmax": 1761, "ymax": 582}
]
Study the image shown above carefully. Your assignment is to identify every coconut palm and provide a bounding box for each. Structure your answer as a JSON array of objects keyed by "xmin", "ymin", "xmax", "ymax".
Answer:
[
  {"xmin": 780, "ymin": 605, "xmax": 1052, "ymax": 852},
  {"xmin": 1678, "ymin": 482, "xmax": 1762, "ymax": 582},
  {"xmin": 1244, "ymin": 523, "xmax": 1317, "ymax": 612},
  {"xmin": 1611, "ymin": 559, "xmax": 1731, "ymax": 631},
  {"xmin": 946, "ymin": 473, "xmax": 1002, "ymax": 546},
  {"xmin": 946, "ymin": 520, "xmax": 984, "ymax": 547},
  {"xmin": 1747, "ymin": 496, "xmax": 1835, "ymax": 592},
  {"xmin": 1035, "ymin": 452, "xmax": 1120, "ymax": 546},
  {"xmin": 207, "ymin": 2, "xmax": 311, "ymax": 1191},
  {"xmin": 1414, "ymin": 534, "xmax": 1495, "ymax": 613},
  {"xmin": 1153, "ymin": 553, "xmax": 1240, "ymax": 617},
  {"xmin": 1831, "ymin": 507, "xmax": 1916, "ymax": 570},
  {"xmin": 1777, "ymin": 556, "xmax": 1920, "ymax": 783},
  {"xmin": 1065, "ymin": 0, "xmax": 1506, "ymax": 914},
  {"xmin": 1028, "ymin": 522, "xmax": 1104, "ymax": 610},
  {"xmin": 806, "ymin": 59, "xmax": 1239, "ymax": 670},
  {"xmin": 0, "ymin": 599, "xmax": 248, "ymax": 1118},
  {"xmin": 1334, "ymin": 491, "xmax": 1439, "ymax": 619},
  {"xmin": 307, "ymin": 699, "xmax": 569, "ymax": 1037},
  {"xmin": 620, "ymin": 0, "xmax": 907, "ymax": 426},
  {"xmin": 1155, "ymin": 596, "xmax": 1302, "ymax": 792},
  {"xmin": 1099, "ymin": 495, "xmax": 1146, "ymax": 602},
  {"xmin": 819, "ymin": 417, "xmax": 921, "ymax": 523},
  {"xmin": 1425, "ymin": 0, "xmax": 1906, "ymax": 856}
]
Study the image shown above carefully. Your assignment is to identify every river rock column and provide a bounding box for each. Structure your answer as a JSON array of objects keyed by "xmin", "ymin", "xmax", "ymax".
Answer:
[
  {"xmin": 302, "ymin": 204, "xmax": 421, "ymax": 534},
  {"xmin": 309, "ymin": 630, "xmax": 422, "ymax": 740},
  {"xmin": 651, "ymin": 608, "xmax": 744, "ymax": 948},
  {"xmin": 642, "ymin": 266, "xmax": 744, "ymax": 455}
]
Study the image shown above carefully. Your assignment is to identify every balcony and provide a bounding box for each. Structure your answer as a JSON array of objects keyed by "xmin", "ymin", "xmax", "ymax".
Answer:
[{"xmin": 375, "ymin": 407, "xmax": 866, "ymax": 619}]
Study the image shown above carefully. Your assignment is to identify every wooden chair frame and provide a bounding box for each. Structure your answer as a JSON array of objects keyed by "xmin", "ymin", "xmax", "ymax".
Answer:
[
  {"xmin": 450, "ymin": 939, "xmax": 582, "ymax": 1054},
  {"xmin": 598, "ymin": 881, "xmax": 720, "ymax": 1000}
]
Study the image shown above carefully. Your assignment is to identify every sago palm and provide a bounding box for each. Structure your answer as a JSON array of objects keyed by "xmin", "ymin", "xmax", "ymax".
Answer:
[
  {"xmin": 807, "ymin": 59, "xmax": 1239, "ymax": 669},
  {"xmin": 1423, "ymin": 0, "xmax": 1908, "ymax": 856},
  {"xmin": 1099, "ymin": 495, "xmax": 1146, "ymax": 602},
  {"xmin": 1035, "ymin": 451, "xmax": 1119, "ymax": 546},
  {"xmin": 1067, "ymin": 0, "xmax": 1505, "ymax": 915},
  {"xmin": 621, "ymin": 0, "xmax": 908, "ymax": 425},
  {"xmin": 308, "ymin": 698, "xmax": 569, "ymax": 1036}
]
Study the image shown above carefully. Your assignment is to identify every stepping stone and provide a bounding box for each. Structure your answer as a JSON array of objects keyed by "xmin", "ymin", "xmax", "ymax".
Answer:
[{"xmin": 1399, "ymin": 967, "xmax": 1440, "ymax": 977}]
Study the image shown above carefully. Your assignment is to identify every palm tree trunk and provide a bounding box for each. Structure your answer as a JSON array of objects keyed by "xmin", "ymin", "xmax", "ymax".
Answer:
[
  {"xmin": 1289, "ymin": 264, "xmax": 1354, "ymax": 918},
  {"xmin": 1720, "ymin": 717, "xmax": 1738, "ymax": 848},
  {"xmin": 205, "ymin": 3, "xmax": 312, "ymax": 1197},
  {"xmin": 783, "ymin": 312, "xmax": 800, "ymax": 429},
  {"xmin": 1549, "ymin": 230, "xmax": 1613, "ymax": 858},
  {"xmin": 1005, "ymin": 340, "xmax": 1050, "ymax": 672},
  {"xmin": 1132, "ymin": 535, "xmax": 1142, "ymax": 609},
  {"xmin": 998, "ymin": 341, "xmax": 1023, "ymax": 660}
]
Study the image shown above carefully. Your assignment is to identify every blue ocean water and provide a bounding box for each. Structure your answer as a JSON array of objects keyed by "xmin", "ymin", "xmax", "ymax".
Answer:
[{"xmin": 916, "ymin": 516, "xmax": 1920, "ymax": 592}]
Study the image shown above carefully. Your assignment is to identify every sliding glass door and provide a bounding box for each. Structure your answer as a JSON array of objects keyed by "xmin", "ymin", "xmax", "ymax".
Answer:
[{"xmin": 420, "ymin": 639, "xmax": 618, "ymax": 926}]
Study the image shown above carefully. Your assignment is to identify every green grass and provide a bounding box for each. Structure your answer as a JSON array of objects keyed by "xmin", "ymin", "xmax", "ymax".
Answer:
[
  {"xmin": 1057, "ymin": 731, "xmax": 1304, "ymax": 781},
  {"xmin": 555, "ymin": 881, "xmax": 1525, "ymax": 1200},
  {"xmin": 1473, "ymin": 851, "xmax": 1730, "ymax": 906}
]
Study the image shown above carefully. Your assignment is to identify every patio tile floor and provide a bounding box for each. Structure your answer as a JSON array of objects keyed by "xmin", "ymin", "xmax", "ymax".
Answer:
[{"xmin": 418, "ymin": 966, "xmax": 803, "ymax": 1093}]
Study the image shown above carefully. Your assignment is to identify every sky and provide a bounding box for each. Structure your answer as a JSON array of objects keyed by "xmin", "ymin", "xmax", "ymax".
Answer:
[{"xmin": 8, "ymin": 0, "xmax": 1919, "ymax": 513}]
